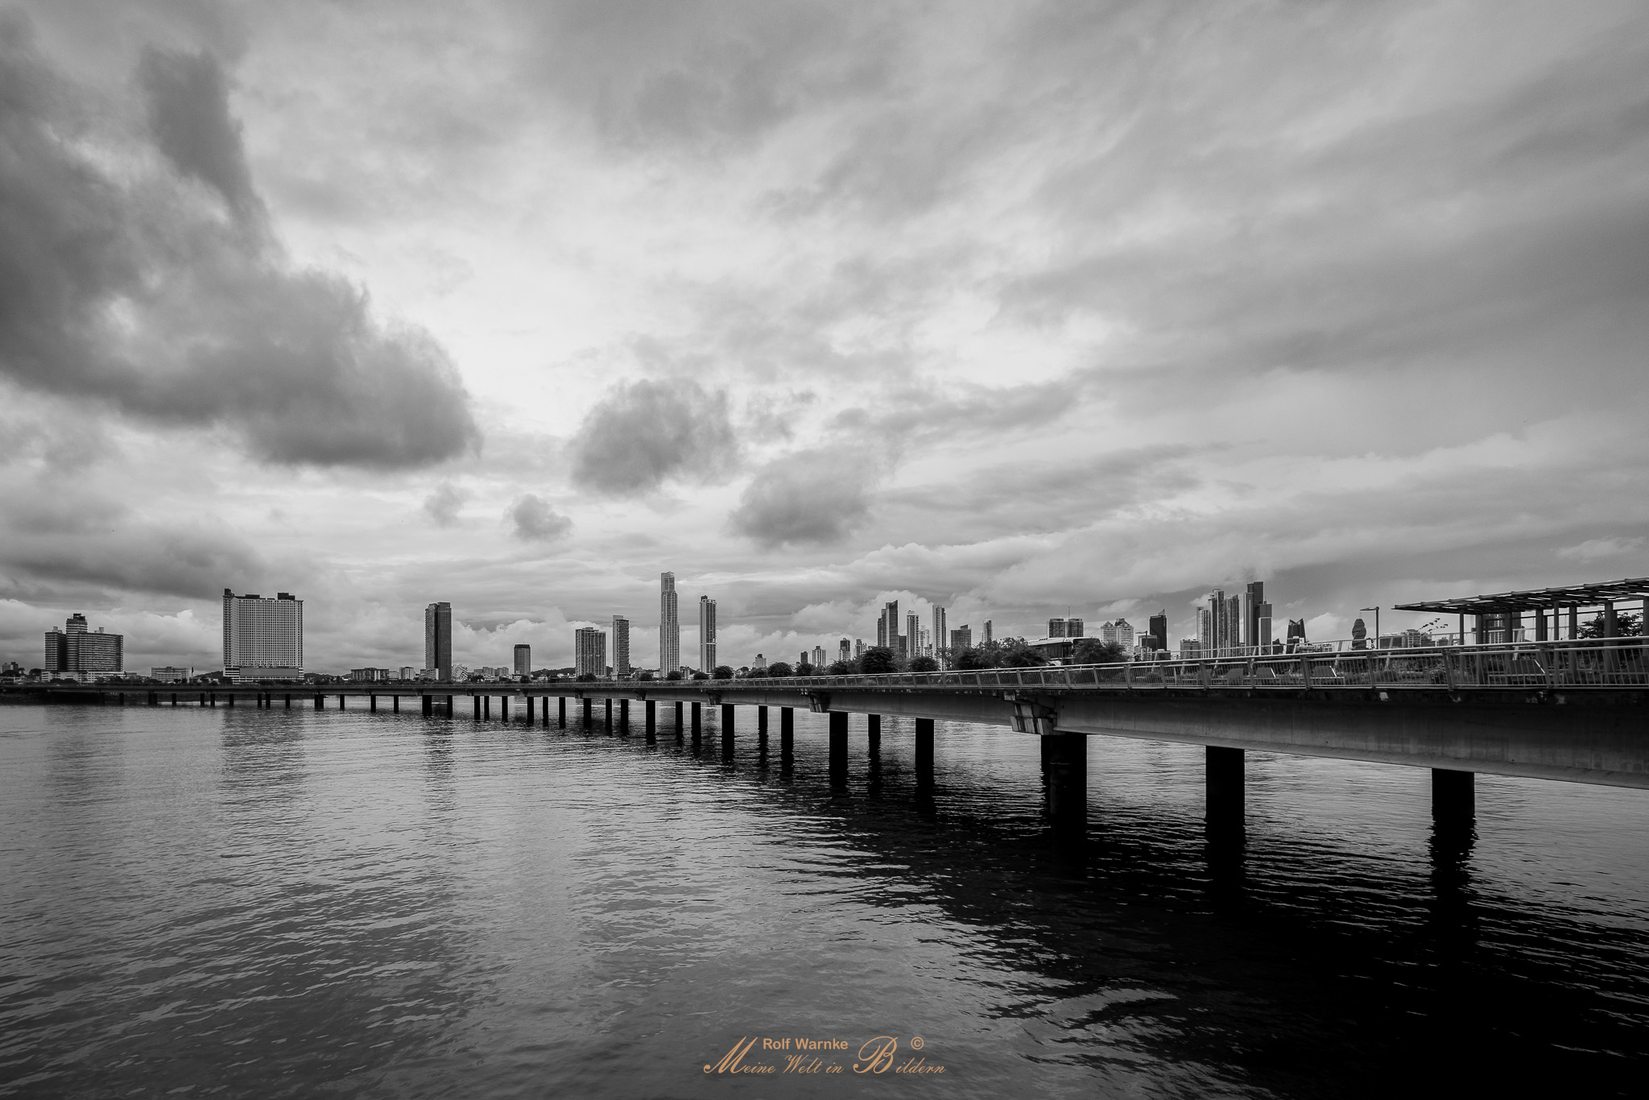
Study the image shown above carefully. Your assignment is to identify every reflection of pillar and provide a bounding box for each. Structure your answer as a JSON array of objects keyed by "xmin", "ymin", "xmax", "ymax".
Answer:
[
  {"xmin": 829, "ymin": 712, "xmax": 848, "ymax": 791},
  {"xmin": 914, "ymin": 717, "xmax": 934, "ymax": 791},
  {"xmin": 645, "ymin": 699, "xmax": 656, "ymax": 743},
  {"xmin": 1432, "ymin": 768, "xmax": 1475, "ymax": 827},
  {"xmin": 721, "ymin": 703, "xmax": 735, "ymax": 758},
  {"xmin": 1206, "ymin": 746, "xmax": 1245, "ymax": 836},
  {"xmin": 1044, "ymin": 733, "xmax": 1086, "ymax": 832},
  {"xmin": 868, "ymin": 713, "xmax": 881, "ymax": 755}
]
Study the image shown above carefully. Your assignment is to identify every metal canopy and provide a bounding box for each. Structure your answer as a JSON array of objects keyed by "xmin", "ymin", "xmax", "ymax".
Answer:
[{"xmin": 1393, "ymin": 577, "xmax": 1649, "ymax": 615}]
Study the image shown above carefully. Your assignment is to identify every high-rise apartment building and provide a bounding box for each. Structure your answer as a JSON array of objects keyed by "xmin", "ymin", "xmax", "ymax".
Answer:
[
  {"xmin": 425, "ymin": 601, "xmax": 452, "ymax": 681},
  {"xmin": 950, "ymin": 626, "xmax": 972, "ymax": 652},
  {"xmin": 1101, "ymin": 618, "xmax": 1135, "ymax": 647},
  {"xmin": 612, "ymin": 615, "xmax": 631, "ymax": 677},
  {"xmin": 223, "ymin": 589, "xmax": 303, "ymax": 682},
  {"xmin": 838, "ymin": 638, "xmax": 851, "ymax": 664},
  {"xmin": 877, "ymin": 600, "xmax": 900, "ymax": 653},
  {"xmin": 513, "ymin": 643, "xmax": 531, "ymax": 676},
  {"xmin": 659, "ymin": 572, "xmax": 679, "ymax": 674},
  {"xmin": 983, "ymin": 620, "xmax": 993, "ymax": 645},
  {"xmin": 574, "ymin": 627, "xmax": 606, "ymax": 677},
  {"xmin": 43, "ymin": 613, "xmax": 123, "ymax": 677},
  {"xmin": 906, "ymin": 612, "xmax": 921, "ymax": 659},
  {"xmin": 812, "ymin": 645, "xmax": 827, "ymax": 668},
  {"xmin": 1255, "ymin": 602, "xmax": 1273, "ymax": 648},
  {"xmin": 1049, "ymin": 617, "xmax": 1068, "ymax": 638},
  {"xmin": 699, "ymin": 596, "xmax": 717, "ymax": 671},
  {"xmin": 931, "ymin": 606, "xmax": 947, "ymax": 668}
]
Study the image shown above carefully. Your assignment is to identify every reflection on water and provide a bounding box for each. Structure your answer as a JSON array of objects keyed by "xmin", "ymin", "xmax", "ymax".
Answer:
[{"xmin": 1, "ymin": 702, "xmax": 1646, "ymax": 1098}]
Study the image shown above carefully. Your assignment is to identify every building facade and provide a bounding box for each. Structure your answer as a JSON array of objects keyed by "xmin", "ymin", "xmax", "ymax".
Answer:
[
  {"xmin": 950, "ymin": 626, "xmax": 973, "ymax": 652},
  {"xmin": 425, "ymin": 601, "xmax": 452, "ymax": 681},
  {"xmin": 150, "ymin": 666, "xmax": 192, "ymax": 682},
  {"xmin": 659, "ymin": 572, "xmax": 679, "ymax": 674},
  {"xmin": 513, "ymin": 643, "xmax": 531, "ymax": 676},
  {"xmin": 574, "ymin": 627, "xmax": 606, "ymax": 678},
  {"xmin": 698, "ymin": 596, "xmax": 717, "ymax": 671},
  {"xmin": 44, "ymin": 613, "xmax": 124, "ymax": 677},
  {"xmin": 222, "ymin": 590, "xmax": 303, "ymax": 682},
  {"xmin": 1147, "ymin": 610, "xmax": 1169, "ymax": 653}
]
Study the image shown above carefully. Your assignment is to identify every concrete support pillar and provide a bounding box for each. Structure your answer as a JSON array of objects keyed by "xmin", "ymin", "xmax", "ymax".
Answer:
[
  {"xmin": 422, "ymin": 694, "xmax": 432, "ymax": 716},
  {"xmin": 868, "ymin": 713, "xmax": 881, "ymax": 755},
  {"xmin": 314, "ymin": 694, "xmax": 323, "ymax": 710},
  {"xmin": 171, "ymin": 693, "xmax": 178, "ymax": 706},
  {"xmin": 1044, "ymin": 733, "xmax": 1087, "ymax": 832},
  {"xmin": 582, "ymin": 697, "xmax": 591, "ymax": 725},
  {"xmin": 501, "ymin": 696, "xmax": 509, "ymax": 721},
  {"xmin": 914, "ymin": 717, "xmax": 935, "ymax": 790},
  {"xmin": 1206, "ymin": 746, "xmax": 1245, "ymax": 835},
  {"xmin": 445, "ymin": 696, "xmax": 455, "ymax": 718},
  {"xmin": 1569, "ymin": 606, "xmax": 1579, "ymax": 639},
  {"xmin": 780, "ymin": 707, "xmax": 794, "ymax": 760},
  {"xmin": 225, "ymin": 693, "xmax": 233, "ymax": 708},
  {"xmin": 484, "ymin": 696, "xmax": 491, "ymax": 719},
  {"xmin": 757, "ymin": 706, "xmax": 768, "ymax": 749},
  {"xmin": 721, "ymin": 703, "xmax": 736, "ymax": 758},
  {"xmin": 148, "ymin": 691, "xmax": 157, "ymax": 706},
  {"xmin": 1432, "ymin": 768, "xmax": 1475, "ymax": 827},
  {"xmin": 338, "ymin": 695, "xmax": 345, "ymax": 709},
  {"xmin": 393, "ymin": 695, "xmax": 400, "ymax": 714},
  {"xmin": 604, "ymin": 697, "xmax": 612, "ymax": 732},
  {"xmin": 618, "ymin": 698, "xmax": 629, "ymax": 736},
  {"xmin": 206, "ymin": 693, "xmax": 213, "ymax": 707},
  {"xmin": 370, "ymin": 694, "xmax": 377, "ymax": 713},
  {"xmin": 674, "ymin": 700, "xmax": 683, "ymax": 739},
  {"xmin": 1535, "ymin": 610, "xmax": 1549, "ymax": 642},
  {"xmin": 691, "ymin": 701, "xmax": 702, "ymax": 746},
  {"xmin": 525, "ymin": 696, "xmax": 534, "ymax": 722},
  {"xmin": 645, "ymin": 699, "xmax": 656, "ymax": 743},
  {"xmin": 474, "ymin": 695, "xmax": 482, "ymax": 720},
  {"xmin": 284, "ymin": 695, "xmax": 291, "ymax": 709},
  {"xmin": 559, "ymin": 696, "xmax": 567, "ymax": 728},
  {"xmin": 829, "ymin": 711, "xmax": 848, "ymax": 791}
]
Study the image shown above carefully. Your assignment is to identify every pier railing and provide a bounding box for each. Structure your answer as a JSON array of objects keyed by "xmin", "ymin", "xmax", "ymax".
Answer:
[{"xmin": 723, "ymin": 638, "xmax": 1649, "ymax": 694}]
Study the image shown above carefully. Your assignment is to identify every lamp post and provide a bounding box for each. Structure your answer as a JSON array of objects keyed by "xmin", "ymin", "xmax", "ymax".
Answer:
[{"xmin": 1360, "ymin": 606, "xmax": 1381, "ymax": 649}]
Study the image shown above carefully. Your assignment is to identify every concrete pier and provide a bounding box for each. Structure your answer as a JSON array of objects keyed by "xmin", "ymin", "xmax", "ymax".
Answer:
[
  {"xmin": 618, "ymin": 698, "xmax": 629, "ymax": 736},
  {"xmin": 645, "ymin": 700, "xmax": 656, "ymax": 743},
  {"xmin": 559, "ymin": 696, "xmax": 566, "ymax": 728},
  {"xmin": 691, "ymin": 701, "xmax": 702, "ymax": 746},
  {"xmin": 474, "ymin": 696, "xmax": 481, "ymax": 721},
  {"xmin": 1206, "ymin": 746, "xmax": 1245, "ymax": 837},
  {"xmin": 604, "ymin": 697, "xmax": 612, "ymax": 732},
  {"xmin": 370, "ymin": 695, "xmax": 377, "ymax": 713},
  {"xmin": 914, "ymin": 717, "xmax": 935, "ymax": 791},
  {"xmin": 757, "ymin": 706, "xmax": 768, "ymax": 749},
  {"xmin": 829, "ymin": 711, "xmax": 849, "ymax": 791},
  {"xmin": 582, "ymin": 698, "xmax": 591, "ymax": 726},
  {"xmin": 1044, "ymin": 733, "xmax": 1087, "ymax": 832},
  {"xmin": 1432, "ymin": 768, "xmax": 1475, "ymax": 827},
  {"xmin": 313, "ymin": 694, "xmax": 322, "ymax": 710},
  {"xmin": 422, "ymin": 695, "xmax": 433, "ymax": 716},
  {"xmin": 721, "ymin": 703, "xmax": 736, "ymax": 758},
  {"xmin": 501, "ymin": 696, "xmax": 508, "ymax": 721},
  {"xmin": 868, "ymin": 713, "xmax": 881, "ymax": 755}
]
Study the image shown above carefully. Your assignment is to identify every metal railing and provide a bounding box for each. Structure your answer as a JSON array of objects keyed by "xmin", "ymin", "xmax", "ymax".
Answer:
[{"xmin": 664, "ymin": 637, "xmax": 1649, "ymax": 694}]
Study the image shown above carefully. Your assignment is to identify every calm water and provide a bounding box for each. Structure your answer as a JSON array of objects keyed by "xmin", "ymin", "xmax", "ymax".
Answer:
[{"xmin": 1, "ymin": 700, "xmax": 1646, "ymax": 1098}]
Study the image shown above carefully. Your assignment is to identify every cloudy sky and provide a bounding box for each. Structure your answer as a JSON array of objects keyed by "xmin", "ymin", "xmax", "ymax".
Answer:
[{"xmin": 2, "ymin": 0, "xmax": 1647, "ymax": 673}]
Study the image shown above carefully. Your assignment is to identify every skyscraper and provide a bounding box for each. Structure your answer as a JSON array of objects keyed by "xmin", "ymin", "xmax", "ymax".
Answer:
[
  {"xmin": 574, "ymin": 627, "xmax": 605, "ymax": 677},
  {"xmin": 878, "ymin": 600, "xmax": 899, "ymax": 653},
  {"xmin": 699, "ymin": 595, "xmax": 717, "ymax": 671},
  {"xmin": 931, "ymin": 606, "xmax": 947, "ymax": 668},
  {"xmin": 1048, "ymin": 617, "xmax": 1068, "ymax": 638},
  {"xmin": 950, "ymin": 625, "xmax": 972, "ymax": 652},
  {"xmin": 1244, "ymin": 581, "xmax": 1266, "ymax": 653},
  {"xmin": 838, "ymin": 638, "xmax": 851, "ymax": 663},
  {"xmin": 983, "ymin": 620, "xmax": 993, "ymax": 645},
  {"xmin": 425, "ymin": 601, "xmax": 452, "ymax": 680},
  {"xmin": 1147, "ymin": 609, "xmax": 1169, "ymax": 653},
  {"xmin": 224, "ymin": 589, "xmax": 303, "ymax": 682},
  {"xmin": 659, "ymin": 572, "xmax": 679, "ymax": 675},
  {"xmin": 612, "ymin": 615, "xmax": 631, "ymax": 677},
  {"xmin": 513, "ymin": 643, "xmax": 531, "ymax": 676},
  {"xmin": 812, "ymin": 645, "xmax": 827, "ymax": 668},
  {"xmin": 906, "ymin": 612, "xmax": 921, "ymax": 660},
  {"xmin": 1255, "ymin": 602, "xmax": 1273, "ymax": 648},
  {"xmin": 43, "ymin": 613, "xmax": 123, "ymax": 677}
]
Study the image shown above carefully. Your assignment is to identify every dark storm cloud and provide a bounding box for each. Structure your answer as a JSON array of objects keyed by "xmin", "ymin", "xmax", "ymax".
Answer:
[
  {"xmin": 0, "ymin": 19, "xmax": 480, "ymax": 469},
  {"xmin": 507, "ymin": 494, "xmax": 572, "ymax": 542},
  {"xmin": 569, "ymin": 378, "xmax": 736, "ymax": 494},
  {"xmin": 137, "ymin": 46, "xmax": 260, "ymax": 221},
  {"xmin": 727, "ymin": 450, "xmax": 874, "ymax": 548}
]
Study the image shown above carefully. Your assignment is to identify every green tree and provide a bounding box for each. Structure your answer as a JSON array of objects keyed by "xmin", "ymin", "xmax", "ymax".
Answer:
[
  {"xmin": 795, "ymin": 662, "xmax": 815, "ymax": 676},
  {"xmin": 1072, "ymin": 637, "xmax": 1127, "ymax": 664},
  {"xmin": 712, "ymin": 665, "xmax": 734, "ymax": 680},
  {"xmin": 575, "ymin": 672, "xmax": 597, "ymax": 682},
  {"xmin": 766, "ymin": 661, "xmax": 794, "ymax": 677},
  {"xmin": 952, "ymin": 647, "xmax": 990, "ymax": 670},
  {"xmin": 996, "ymin": 638, "xmax": 1048, "ymax": 667},
  {"xmin": 691, "ymin": 670, "xmax": 709, "ymax": 681},
  {"xmin": 637, "ymin": 670, "xmax": 656, "ymax": 681},
  {"xmin": 666, "ymin": 670, "xmax": 683, "ymax": 680},
  {"xmin": 909, "ymin": 656, "xmax": 938, "ymax": 672},
  {"xmin": 1577, "ymin": 612, "xmax": 1643, "ymax": 638},
  {"xmin": 827, "ymin": 659, "xmax": 855, "ymax": 675},
  {"xmin": 859, "ymin": 646, "xmax": 896, "ymax": 674}
]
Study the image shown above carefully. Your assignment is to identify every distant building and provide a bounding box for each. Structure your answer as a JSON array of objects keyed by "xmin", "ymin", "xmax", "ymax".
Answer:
[
  {"xmin": 44, "ymin": 613, "xmax": 124, "ymax": 677},
  {"xmin": 1147, "ymin": 610, "xmax": 1168, "ymax": 653},
  {"xmin": 983, "ymin": 620, "xmax": 993, "ymax": 645},
  {"xmin": 223, "ymin": 590, "xmax": 302, "ymax": 682},
  {"xmin": 906, "ymin": 612, "xmax": 921, "ymax": 659},
  {"xmin": 513, "ymin": 643, "xmax": 531, "ymax": 676},
  {"xmin": 1049, "ymin": 617, "xmax": 1068, "ymax": 638},
  {"xmin": 931, "ymin": 606, "xmax": 947, "ymax": 668},
  {"xmin": 838, "ymin": 638, "xmax": 851, "ymax": 664},
  {"xmin": 150, "ymin": 665, "xmax": 191, "ymax": 682},
  {"xmin": 950, "ymin": 626, "xmax": 973, "ymax": 652},
  {"xmin": 1050, "ymin": 617, "xmax": 1085, "ymax": 638},
  {"xmin": 878, "ymin": 600, "xmax": 900, "ymax": 653},
  {"xmin": 1179, "ymin": 639, "xmax": 1203, "ymax": 658},
  {"xmin": 425, "ymin": 602, "xmax": 452, "ymax": 681},
  {"xmin": 348, "ymin": 668, "xmax": 391, "ymax": 681},
  {"xmin": 575, "ymin": 628, "xmax": 605, "ymax": 678},
  {"xmin": 1244, "ymin": 582, "xmax": 1266, "ymax": 653},
  {"xmin": 698, "ymin": 596, "xmax": 717, "ymax": 671},
  {"xmin": 854, "ymin": 639, "xmax": 865, "ymax": 659},
  {"xmin": 612, "ymin": 615, "xmax": 631, "ymax": 677},
  {"xmin": 812, "ymin": 645, "xmax": 827, "ymax": 668},
  {"xmin": 659, "ymin": 573, "xmax": 679, "ymax": 675},
  {"xmin": 399, "ymin": 666, "xmax": 415, "ymax": 680},
  {"xmin": 1286, "ymin": 618, "xmax": 1307, "ymax": 649}
]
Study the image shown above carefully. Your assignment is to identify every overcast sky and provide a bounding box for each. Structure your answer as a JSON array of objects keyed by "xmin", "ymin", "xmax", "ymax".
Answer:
[{"xmin": 2, "ymin": 0, "xmax": 1647, "ymax": 672}]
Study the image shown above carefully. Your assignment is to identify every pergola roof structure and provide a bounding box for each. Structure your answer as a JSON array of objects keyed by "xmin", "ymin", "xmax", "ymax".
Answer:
[{"xmin": 1393, "ymin": 577, "xmax": 1649, "ymax": 615}]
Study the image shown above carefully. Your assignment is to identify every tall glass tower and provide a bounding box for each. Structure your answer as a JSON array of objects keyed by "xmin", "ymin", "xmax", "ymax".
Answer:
[
  {"xmin": 699, "ymin": 595, "xmax": 717, "ymax": 672},
  {"xmin": 425, "ymin": 601, "xmax": 452, "ymax": 680}
]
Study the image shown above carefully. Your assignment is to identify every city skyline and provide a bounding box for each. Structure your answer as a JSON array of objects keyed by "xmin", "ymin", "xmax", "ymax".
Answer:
[{"xmin": 1, "ymin": 3, "xmax": 1646, "ymax": 674}]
